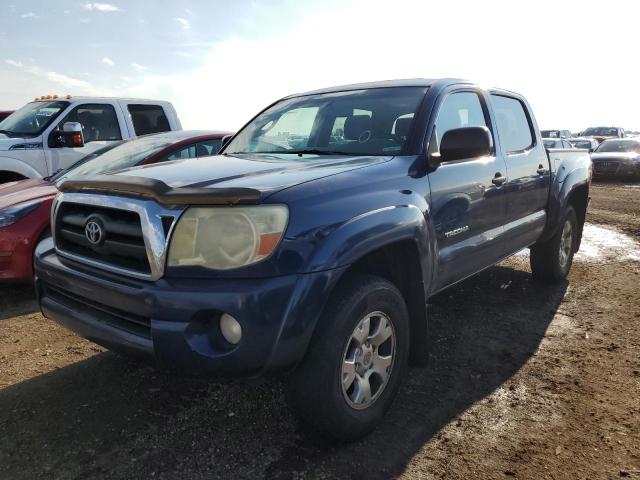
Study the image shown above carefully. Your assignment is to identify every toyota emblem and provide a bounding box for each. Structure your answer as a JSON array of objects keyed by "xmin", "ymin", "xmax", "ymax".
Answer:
[{"xmin": 85, "ymin": 219, "xmax": 104, "ymax": 245}]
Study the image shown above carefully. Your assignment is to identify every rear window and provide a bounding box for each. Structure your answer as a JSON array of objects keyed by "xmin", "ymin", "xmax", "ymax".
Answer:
[
  {"xmin": 128, "ymin": 104, "xmax": 170, "ymax": 136},
  {"xmin": 570, "ymin": 140, "xmax": 592, "ymax": 149},
  {"xmin": 490, "ymin": 95, "xmax": 534, "ymax": 154}
]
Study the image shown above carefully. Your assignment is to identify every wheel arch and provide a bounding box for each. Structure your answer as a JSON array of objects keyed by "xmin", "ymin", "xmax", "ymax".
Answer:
[{"xmin": 0, "ymin": 157, "xmax": 42, "ymax": 183}]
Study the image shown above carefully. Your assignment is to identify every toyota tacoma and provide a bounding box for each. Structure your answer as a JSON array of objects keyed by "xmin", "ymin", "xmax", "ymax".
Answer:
[{"xmin": 34, "ymin": 79, "xmax": 592, "ymax": 440}]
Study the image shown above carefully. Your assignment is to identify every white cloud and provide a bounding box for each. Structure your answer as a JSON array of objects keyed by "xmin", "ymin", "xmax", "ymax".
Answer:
[
  {"xmin": 101, "ymin": 57, "xmax": 114, "ymax": 66},
  {"xmin": 175, "ymin": 18, "xmax": 190, "ymax": 30},
  {"xmin": 120, "ymin": 76, "xmax": 134, "ymax": 82},
  {"xmin": 20, "ymin": 12, "xmax": 36, "ymax": 18},
  {"xmin": 83, "ymin": 3, "xmax": 120, "ymax": 12},
  {"xmin": 131, "ymin": 63, "xmax": 148, "ymax": 72},
  {"xmin": 4, "ymin": 58, "xmax": 96, "ymax": 93},
  {"xmin": 115, "ymin": 0, "xmax": 640, "ymax": 132},
  {"xmin": 5, "ymin": 59, "xmax": 23, "ymax": 68}
]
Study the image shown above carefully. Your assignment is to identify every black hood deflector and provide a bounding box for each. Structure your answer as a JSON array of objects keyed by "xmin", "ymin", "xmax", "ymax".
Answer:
[{"xmin": 57, "ymin": 175, "xmax": 262, "ymax": 205}]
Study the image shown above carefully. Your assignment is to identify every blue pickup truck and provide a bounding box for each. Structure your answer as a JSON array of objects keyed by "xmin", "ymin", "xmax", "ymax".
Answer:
[{"xmin": 34, "ymin": 79, "xmax": 592, "ymax": 440}]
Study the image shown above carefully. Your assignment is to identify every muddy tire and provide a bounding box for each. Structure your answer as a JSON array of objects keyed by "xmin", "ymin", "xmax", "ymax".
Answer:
[
  {"xmin": 530, "ymin": 206, "xmax": 578, "ymax": 283},
  {"xmin": 286, "ymin": 274, "xmax": 410, "ymax": 442}
]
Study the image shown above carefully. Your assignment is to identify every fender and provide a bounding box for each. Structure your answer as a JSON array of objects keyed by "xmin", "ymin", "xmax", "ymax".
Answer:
[
  {"xmin": 264, "ymin": 201, "xmax": 437, "ymax": 372},
  {"xmin": 540, "ymin": 160, "xmax": 590, "ymax": 243},
  {"xmin": 304, "ymin": 202, "xmax": 435, "ymax": 283},
  {"xmin": 0, "ymin": 156, "xmax": 44, "ymax": 179}
]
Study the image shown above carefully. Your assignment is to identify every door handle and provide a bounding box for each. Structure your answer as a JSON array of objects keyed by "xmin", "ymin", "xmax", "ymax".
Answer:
[
  {"xmin": 537, "ymin": 164, "xmax": 547, "ymax": 175},
  {"xmin": 492, "ymin": 173, "xmax": 507, "ymax": 186}
]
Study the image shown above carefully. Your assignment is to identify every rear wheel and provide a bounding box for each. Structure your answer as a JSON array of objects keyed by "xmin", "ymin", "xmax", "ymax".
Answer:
[
  {"xmin": 286, "ymin": 274, "xmax": 409, "ymax": 441},
  {"xmin": 530, "ymin": 206, "xmax": 578, "ymax": 283}
]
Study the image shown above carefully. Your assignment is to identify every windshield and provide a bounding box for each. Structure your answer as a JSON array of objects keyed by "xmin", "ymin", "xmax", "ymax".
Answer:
[
  {"xmin": 224, "ymin": 87, "xmax": 428, "ymax": 156},
  {"xmin": 0, "ymin": 101, "xmax": 69, "ymax": 137},
  {"xmin": 50, "ymin": 141, "xmax": 125, "ymax": 181},
  {"xmin": 583, "ymin": 127, "xmax": 618, "ymax": 136},
  {"xmin": 55, "ymin": 135, "xmax": 174, "ymax": 182},
  {"xmin": 594, "ymin": 139, "xmax": 640, "ymax": 154}
]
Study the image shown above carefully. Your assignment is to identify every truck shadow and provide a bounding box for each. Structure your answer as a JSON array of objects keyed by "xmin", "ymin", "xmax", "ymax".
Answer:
[{"xmin": 0, "ymin": 260, "xmax": 567, "ymax": 479}]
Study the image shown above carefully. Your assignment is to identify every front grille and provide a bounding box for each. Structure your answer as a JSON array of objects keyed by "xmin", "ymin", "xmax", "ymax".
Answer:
[
  {"xmin": 55, "ymin": 202, "xmax": 151, "ymax": 274},
  {"xmin": 593, "ymin": 161, "xmax": 620, "ymax": 175},
  {"xmin": 42, "ymin": 282, "xmax": 151, "ymax": 338}
]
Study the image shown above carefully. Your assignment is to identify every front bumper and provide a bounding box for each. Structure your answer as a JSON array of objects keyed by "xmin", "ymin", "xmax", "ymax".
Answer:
[{"xmin": 34, "ymin": 239, "xmax": 345, "ymax": 377}]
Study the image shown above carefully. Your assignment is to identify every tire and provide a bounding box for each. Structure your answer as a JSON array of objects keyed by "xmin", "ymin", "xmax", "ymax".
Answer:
[
  {"xmin": 530, "ymin": 206, "xmax": 578, "ymax": 283},
  {"xmin": 286, "ymin": 274, "xmax": 410, "ymax": 441}
]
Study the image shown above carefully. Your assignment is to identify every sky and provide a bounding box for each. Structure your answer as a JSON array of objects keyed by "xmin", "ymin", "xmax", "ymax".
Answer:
[{"xmin": 1, "ymin": 0, "xmax": 639, "ymax": 133}]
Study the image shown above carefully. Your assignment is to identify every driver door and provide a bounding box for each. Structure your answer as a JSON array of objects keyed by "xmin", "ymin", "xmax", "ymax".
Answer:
[
  {"xmin": 45, "ymin": 103, "xmax": 125, "ymax": 174},
  {"xmin": 427, "ymin": 89, "xmax": 508, "ymax": 291}
]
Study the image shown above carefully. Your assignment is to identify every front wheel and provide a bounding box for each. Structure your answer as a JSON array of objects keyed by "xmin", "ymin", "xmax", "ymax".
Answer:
[
  {"xmin": 286, "ymin": 274, "xmax": 410, "ymax": 441},
  {"xmin": 530, "ymin": 206, "xmax": 578, "ymax": 283}
]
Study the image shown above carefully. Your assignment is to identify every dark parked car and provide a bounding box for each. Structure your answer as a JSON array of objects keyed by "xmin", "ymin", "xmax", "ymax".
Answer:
[
  {"xmin": 34, "ymin": 79, "xmax": 591, "ymax": 441},
  {"xmin": 582, "ymin": 126, "xmax": 626, "ymax": 143},
  {"xmin": 591, "ymin": 138, "xmax": 640, "ymax": 179},
  {"xmin": 569, "ymin": 137, "xmax": 599, "ymax": 152}
]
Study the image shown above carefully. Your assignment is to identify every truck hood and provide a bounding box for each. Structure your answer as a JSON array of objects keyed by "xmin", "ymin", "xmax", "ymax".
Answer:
[
  {"xmin": 0, "ymin": 178, "xmax": 56, "ymax": 210},
  {"xmin": 590, "ymin": 152, "xmax": 640, "ymax": 163},
  {"xmin": 113, "ymin": 153, "xmax": 392, "ymax": 197},
  {"xmin": 0, "ymin": 135, "xmax": 43, "ymax": 151}
]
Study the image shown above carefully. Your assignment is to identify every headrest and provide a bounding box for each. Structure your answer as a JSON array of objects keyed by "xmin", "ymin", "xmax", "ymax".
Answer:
[
  {"xmin": 344, "ymin": 115, "xmax": 372, "ymax": 140},
  {"xmin": 394, "ymin": 117, "xmax": 413, "ymax": 137},
  {"xmin": 196, "ymin": 143, "xmax": 210, "ymax": 157}
]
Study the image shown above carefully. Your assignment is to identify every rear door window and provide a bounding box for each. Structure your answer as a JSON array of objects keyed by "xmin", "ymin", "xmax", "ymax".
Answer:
[
  {"xmin": 128, "ymin": 104, "xmax": 171, "ymax": 136},
  {"xmin": 489, "ymin": 95, "xmax": 534, "ymax": 154}
]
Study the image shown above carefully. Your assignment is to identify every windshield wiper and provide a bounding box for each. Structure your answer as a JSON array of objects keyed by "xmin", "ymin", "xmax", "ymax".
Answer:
[
  {"xmin": 0, "ymin": 129, "xmax": 15, "ymax": 137},
  {"xmin": 44, "ymin": 168, "xmax": 64, "ymax": 181}
]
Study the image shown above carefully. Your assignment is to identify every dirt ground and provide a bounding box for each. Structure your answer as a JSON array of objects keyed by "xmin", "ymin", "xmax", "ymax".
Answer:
[{"xmin": 1, "ymin": 182, "xmax": 638, "ymax": 480}]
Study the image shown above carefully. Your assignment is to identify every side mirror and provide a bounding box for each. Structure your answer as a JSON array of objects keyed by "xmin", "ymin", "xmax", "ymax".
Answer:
[
  {"xmin": 57, "ymin": 122, "xmax": 85, "ymax": 148},
  {"xmin": 439, "ymin": 126, "xmax": 493, "ymax": 162},
  {"xmin": 220, "ymin": 134, "xmax": 233, "ymax": 152}
]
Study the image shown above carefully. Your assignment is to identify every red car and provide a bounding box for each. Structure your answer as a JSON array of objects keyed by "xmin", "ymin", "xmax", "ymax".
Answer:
[
  {"xmin": 0, "ymin": 130, "xmax": 232, "ymax": 282},
  {"xmin": 0, "ymin": 111, "xmax": 14, "ymax": 122}
]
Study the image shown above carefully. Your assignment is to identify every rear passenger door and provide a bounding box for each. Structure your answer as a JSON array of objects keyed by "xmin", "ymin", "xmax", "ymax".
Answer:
[
  {"xmin": 489, "ymin": 94, "xmax": 550, "ymax": 252},
  {"xmin": 428, "ymin": 89, "xmax": 508, "ymax": 291}
]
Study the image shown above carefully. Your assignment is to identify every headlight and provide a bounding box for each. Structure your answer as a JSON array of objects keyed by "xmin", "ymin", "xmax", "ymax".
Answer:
[
  {"xmin": 0, "ymin": 200, "xmax": 44, "ymax": 228},
  {"xmin": 167, "ymin": 205, "xmax": 288, "ymax": 270}
]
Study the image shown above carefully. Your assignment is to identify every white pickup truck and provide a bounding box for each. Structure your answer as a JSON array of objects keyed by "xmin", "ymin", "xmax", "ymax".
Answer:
[{"xmin": 0, "ymin": 96, "xmax": 181, "ymax": 183}]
